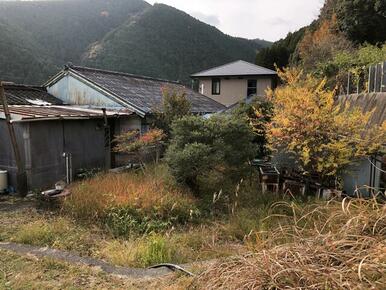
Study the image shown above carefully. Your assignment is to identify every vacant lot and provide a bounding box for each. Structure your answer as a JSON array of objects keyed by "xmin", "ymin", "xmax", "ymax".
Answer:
[{"xmin": 1, "ymin": 166, "xmax": 384, "ymax": 289}]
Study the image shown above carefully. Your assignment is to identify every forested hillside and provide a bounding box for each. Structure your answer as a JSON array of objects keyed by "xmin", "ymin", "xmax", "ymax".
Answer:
[
  {"xmin": 256, "ymin": 0, "xmax": 386, "ymax": 91},
  {"xmin": 0, "ymin": 0, "xmax": 149, "ymax": 64},
  {"xmin": 0, "ymin": 21, "xmax": 57, "ymax": 84},
  {"xmin": 84, "ymin": 4, "xmax": 267, "ymax": 83},
  {"xmin": 0, "ymin": 0, "xmax": 270, "ymax": 85},
  {"xmin": 256, "ymin": 0, "xmax": 386, "ymax": 70}
]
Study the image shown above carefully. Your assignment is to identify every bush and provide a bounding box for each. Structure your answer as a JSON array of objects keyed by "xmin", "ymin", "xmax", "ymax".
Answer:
[
  {"xmin": 153, "ymin": 87, "xmax": 191, "ymax": 136},
  {"xmin": 263, "ymin": 67, "xmax": 386, "ymax": 185},
  {"xmin": 165, "ymin": 115, "xmax": 256, "ymax": 195}
]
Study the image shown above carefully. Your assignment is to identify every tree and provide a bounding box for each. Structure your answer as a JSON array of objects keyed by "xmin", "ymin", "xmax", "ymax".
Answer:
[
  {"xmin": 336, "ymin": 0, "xmax": 386, "ymax": 44},
  {"xmin": 114, "ymin": 128, "xmax": 166, "ymax": 166},
  {"xmin": 317, "ymin": 43, "xmax": 386, "ymax": 92},
  {"xmin": 256, "ymin": 28, "xmax": 306, "ymax": 69},
  {"xmin": 232, "ymin": 96, "xmax": 273, "ymax": 158},
  {"xmin": 297, "ymin": 16, "xmax": 353, "ymax": 75},
  {"xmin": 165, "ymin": 115, "xmax": 256, "ymax": 194},
  {"xmin": 262, "ymin": 67, "xmax": 386, "ymax": 185},
  {"xmin": 153, "ymin": 86, "xmax": 191, "ymax": 136}
]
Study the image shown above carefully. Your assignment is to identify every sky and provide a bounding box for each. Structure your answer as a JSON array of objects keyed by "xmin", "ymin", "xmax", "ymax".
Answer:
[{"xmin": 147, "ymin": 0, "xmax": 325, "ymax": 41}]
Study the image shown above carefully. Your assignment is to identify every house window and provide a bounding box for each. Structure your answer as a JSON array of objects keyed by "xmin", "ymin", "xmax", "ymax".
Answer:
[
  {"xmin": 212, "ymin": 78, "xmax": 221, "ymax": 95},
  {"xmin": 247, "ymin": 79, "xmax": 257, "ymax": 97},
  {"xmin": 199, "ymin": 83, "xmax": 204, "ymax": 94}
]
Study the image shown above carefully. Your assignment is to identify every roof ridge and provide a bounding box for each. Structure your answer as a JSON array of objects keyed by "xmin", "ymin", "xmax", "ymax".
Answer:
[
  {"xmin": 67, "ymin": 64, "xmax": 181, "ymax": 85},
  {"xmin": 3, "ymin": 83, "xmax": 46, "ymax": 91},
  {"xmin": 191, "ymin": 59, "xmax": 277, "ymax": 77},
  {"xmin": 191, "ymin": 60, "xmax": 242, "ymax": 77},
  {"xmin": 239, "ymin": 60, "xmax": 277, "ymax": 73}
]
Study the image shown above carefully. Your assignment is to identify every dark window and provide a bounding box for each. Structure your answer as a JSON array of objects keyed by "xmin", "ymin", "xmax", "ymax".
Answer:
[
  {"xmin": 212, "ymin": 78, "xmax": 221, "ymax": 95},
  {"xmin": 247, "ymin": 79, "xmax": 257, "ymax": 96}
]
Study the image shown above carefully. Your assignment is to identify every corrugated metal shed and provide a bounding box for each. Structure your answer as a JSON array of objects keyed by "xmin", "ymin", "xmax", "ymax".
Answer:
[
  {"xmin": 0, "ymin": 106, "xmax": 133, "ymax": 122},
  {"xmin": 191, "ymin": 60, "xmax": 277, "ymax": 77},
  {"xmin": 4, "ymin": 84, "xmax": 64, "ymax": 105}
]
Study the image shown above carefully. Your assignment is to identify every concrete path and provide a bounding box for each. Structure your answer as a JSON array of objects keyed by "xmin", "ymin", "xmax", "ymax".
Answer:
[{"xmin": 0, "ymin": 242, "xmax": 171, "ymax": 278}]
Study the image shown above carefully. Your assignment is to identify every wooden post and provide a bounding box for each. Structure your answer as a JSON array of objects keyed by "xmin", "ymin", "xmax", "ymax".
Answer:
[{"xmin": 0, "ymin": 81, "xmax": 28, "ymax": 196}]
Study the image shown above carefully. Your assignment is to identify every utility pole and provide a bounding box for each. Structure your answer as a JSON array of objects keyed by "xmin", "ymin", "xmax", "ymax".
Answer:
[{"xmin": 0, "ymin": 81, "xmax": 28, "ymax": 196}]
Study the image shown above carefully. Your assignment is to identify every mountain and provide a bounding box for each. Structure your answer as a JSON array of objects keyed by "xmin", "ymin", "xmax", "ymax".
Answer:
[
  {"xmin": 0, "ymin": 20, "xmax": 57, "ymax": 84},
  {"xmin": 83, "ymin": 4, "xmax": 267, "ymax": 83},
  {"xmin": 0, "ymin": 0, "xmax": 149, "ymax": 65},
  {"xmin": 0, "ymin": 0, "xmax": 270, "ymax": 85},
  {"xmin": 252, "ymin": 38, "xmax": 273, "ymax": 49}
]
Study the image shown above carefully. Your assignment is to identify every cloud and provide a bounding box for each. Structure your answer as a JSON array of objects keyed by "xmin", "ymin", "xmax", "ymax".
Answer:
[
  {"xmin": 267, "ymin": 17, "xmax": 295, "ymax": 27},
  {"xmin": 146, "ymin": 0, "xmax": 325, "ymax": 41},
  {"xmin": 190, "ymin": 11, "xmax": 220, "ymax": 27}
]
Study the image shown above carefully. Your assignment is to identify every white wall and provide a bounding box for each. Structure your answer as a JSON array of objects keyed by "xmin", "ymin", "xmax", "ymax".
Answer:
[{"xmin": 198, "ymin": 77, "xmax": 273, "ymax": 107}]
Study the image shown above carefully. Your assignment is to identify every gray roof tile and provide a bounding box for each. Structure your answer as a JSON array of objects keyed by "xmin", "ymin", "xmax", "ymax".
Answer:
[
  {"xmin": 68, "ymin": 66, "xmax": 226, "ymax": 114},
  {"xmin": 4, "ymin": 84, "xmax": 63, "ymax": 106},
  {"xmin": 191, "ymin": 60, "xmax": 277, "ymax": 77}
]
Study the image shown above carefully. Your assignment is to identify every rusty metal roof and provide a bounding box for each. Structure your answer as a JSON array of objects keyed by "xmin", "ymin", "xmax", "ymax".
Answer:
[
  {"xmin": 0, "ymin": 105, "xmax": 134, "ymax": 122},
  {"xmin": 3, "ymin": 84, "xmax": 63, "ymax": 105}
]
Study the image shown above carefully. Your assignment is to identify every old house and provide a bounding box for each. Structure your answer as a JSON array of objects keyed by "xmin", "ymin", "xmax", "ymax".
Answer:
[
  {"xmin": 191, "ymin": 60, "xmax": 277, "ymax": 107},
  {"xmin": 44, "ymin": 64, "xmax": 226, "ymax": 132},
  {"xmin": 0, "ymin": 84, "xmax": 135, "ymax": 190}
]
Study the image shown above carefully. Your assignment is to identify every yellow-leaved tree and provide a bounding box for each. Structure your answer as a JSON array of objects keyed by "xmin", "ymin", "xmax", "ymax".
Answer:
[{"xmin": 262, "ymin": 67, "xmax": 386, "ymax": 184}]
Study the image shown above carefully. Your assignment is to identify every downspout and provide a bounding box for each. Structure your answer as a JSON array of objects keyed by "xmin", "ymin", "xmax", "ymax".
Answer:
[
  {"xmin": 102, "ymin": 108, "xmax": 111, "ymax": 170},
  {"xmin": 0, "ymin": 81, "xmax": 28, "ymax": 196}
]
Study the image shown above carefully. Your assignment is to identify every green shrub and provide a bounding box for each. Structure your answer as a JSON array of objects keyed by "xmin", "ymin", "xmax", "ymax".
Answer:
[{"xmin": 166, "ymin": 115, "xmax": 256, "ymax": 195}]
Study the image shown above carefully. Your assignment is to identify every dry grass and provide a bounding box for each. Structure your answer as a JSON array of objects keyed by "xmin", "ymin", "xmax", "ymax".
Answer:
[
  {"xmin": 194, "ymin": 197, "xmax": 386, "ymax": 289},
  {"xmin": 62, "ymin": 165, "xmax": 196, "ymax": 222}
]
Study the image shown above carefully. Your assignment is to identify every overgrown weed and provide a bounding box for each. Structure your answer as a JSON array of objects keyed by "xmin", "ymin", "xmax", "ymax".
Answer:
[
  {"xmin": 62, "ymin": 164, "xmax": 199, "ymax": 235},
  {"xmin": 195, "ymin": 197, "xmax": 386, "ymax": 289}
]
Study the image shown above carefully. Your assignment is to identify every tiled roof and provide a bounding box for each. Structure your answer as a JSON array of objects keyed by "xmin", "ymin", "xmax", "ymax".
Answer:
[
  {"xmin": 0, "ymin": 105, "xmax": 133, "ymax": 122},
  {"xmin": 3, "ymin": 84, "xmax": 63, "ymax": 105},
  {"xmin": 66, "ymin": 65, "xmax": 226, "ymax": 114},
  {"xmin": 191, "ymin": 60, "xmax": 277, "ymax": 77}
]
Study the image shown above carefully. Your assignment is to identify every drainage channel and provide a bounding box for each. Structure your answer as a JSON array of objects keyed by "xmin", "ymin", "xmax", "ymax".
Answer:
[{"xmin": 0, "ymin": 242, "xmax": 173, "ymax": 278}]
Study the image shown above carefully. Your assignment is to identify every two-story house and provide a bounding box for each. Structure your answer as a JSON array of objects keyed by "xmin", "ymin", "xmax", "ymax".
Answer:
[{"xmin": 191, "ymin": 60, "xmax": 277, "ymax": 107}]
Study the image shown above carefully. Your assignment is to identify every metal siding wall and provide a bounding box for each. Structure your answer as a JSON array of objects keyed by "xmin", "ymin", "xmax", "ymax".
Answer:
[
  {"xmin": 28, "ymin": 119, "xmax": 106, "ymax": 189},
  {"xmin": 0, "ymin": 121, "xmax": 28, "ymax": 189},
  {"xmin": 62, "ymin": 119, "xmax": 106, "ymax": 172},
  {"xmin": 47, "ymin": 75, "xmax": 123, "ymax": 107},
  {"xmin": 342, "ymin": 159, "xmax": 373, "ymax": 196},
  {"xmin": 29, "ymin": 121, "xmax": 65, "ymax": 189}
]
